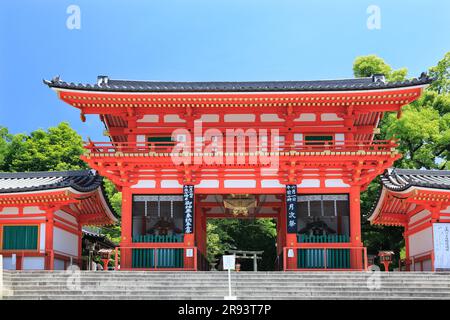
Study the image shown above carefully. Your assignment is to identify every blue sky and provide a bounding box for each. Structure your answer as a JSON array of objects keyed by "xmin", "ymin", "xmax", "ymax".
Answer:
[{"xmin": 1, "ymin": 0, "xmax": 449, "ymax": 141}]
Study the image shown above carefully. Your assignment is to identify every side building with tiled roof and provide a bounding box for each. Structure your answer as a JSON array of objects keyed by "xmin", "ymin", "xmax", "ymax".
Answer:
[
  {"xmin": 368, "ymin": 168, "xmax": 450, "ymax": 271},
  {"xmin": 0, "ymin": 170, "xmax": 118, "ymax": 270}
]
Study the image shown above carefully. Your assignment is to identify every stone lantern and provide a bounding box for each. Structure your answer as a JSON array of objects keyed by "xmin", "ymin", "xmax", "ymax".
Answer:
[{"xmin": 378, "ymin": 251, "xmax": 394, "ymax": 272}]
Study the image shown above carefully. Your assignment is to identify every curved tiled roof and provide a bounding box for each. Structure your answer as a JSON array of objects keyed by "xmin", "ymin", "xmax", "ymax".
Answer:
[
  {"xmin": 0, "ymin": 170, "xmax": 103, "ymax": 193},
  {"xmin": 44, "ymin": 73, "xmax": 433, "ymax": 93},
  {"xmin": 0, "ymin": 170, "xmax": 119, "ymax": 222},
  {"xmin": 380, "ymin": 168, "xmax": 450, "ymax": 192},
  {"xmin": 366, "ymin": 168, "xmax": 450, "ymax": 222}
]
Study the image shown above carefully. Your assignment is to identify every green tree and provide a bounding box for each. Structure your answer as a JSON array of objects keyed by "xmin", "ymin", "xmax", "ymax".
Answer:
[
  {"xmin": 207, "ymin": 218, "xmax": 277, "ymax": 271},
  {"xmin": 0, "ymin": 122, "xmax": 121, "ymax": 242},
  {"xmin": 0, "ymin": 127, "xmax": 12, "ymax": 169},
  {"xmin": 354, "ymin": 52, "xmax": 450, "ymax": 260},
  {"xmin": 353, "ymin": 54, "xmax": 407, "ymax": 81},
  {"xmin": 1, "ymin": 122, "xmax": 86, "ymax": 172},
  {"xmin": 429, "ymin": 51, "xmax": 450, "ymax": 94}
]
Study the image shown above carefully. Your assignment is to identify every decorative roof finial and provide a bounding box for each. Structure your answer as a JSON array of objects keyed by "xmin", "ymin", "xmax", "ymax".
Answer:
[
  {"xmin": 372, "ymin": 74, "xmax": 386, "ymax": 83},
  {"xmin": 97, "ymin": 75, "xmax": 109, "ymax": 86}
]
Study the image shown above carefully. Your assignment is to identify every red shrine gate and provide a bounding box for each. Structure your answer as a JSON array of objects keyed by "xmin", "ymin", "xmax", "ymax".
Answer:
[{"xmin": 45, "ymin": 73, "xmax": 431, "ymax": 271}]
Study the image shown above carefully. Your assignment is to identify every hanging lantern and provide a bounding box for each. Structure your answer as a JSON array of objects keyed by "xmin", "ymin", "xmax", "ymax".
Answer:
[{"xmin": 223, "ymin": 194, "xmax": 257, "ymax": 216}]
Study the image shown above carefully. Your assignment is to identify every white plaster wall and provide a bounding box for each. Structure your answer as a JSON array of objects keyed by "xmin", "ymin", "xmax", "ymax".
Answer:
[
  {"xmin": 325, "ymin": 179, "xmax": 349, "ymax": 188},
  {"xmin": 422, "ymin": 259, "xmax": 433, "ymax": 271},
  {"xmin": 224, "ymin": 180, "xmax": 256, "ymax": 188},
  {"xmin": 23, "ymin": 206, "xmax": 45, "ymax": 214},
  {"xmin": 2, "ymin": 257, "xmax": 14, "ymax": 270},
  {"xmin": 53, "ymin": 227, "xmax": 79, "ymax": 257},
  {"xmin": 294, "ymin": 133, "xmax": 303, "ymax": 141},
  {"xmin": 335, "ymin": 133, "xmax": 345, "ymax": 145},
  {"xmin": 0, "ymin": 207, "xmax": 19, "ymax": 215},
  {"xmin": 40, "ymin": 222, "xmax": 46, "ymax": 252},
  {"xmin": 260, "ymin": 114, "xmax": 284, "ymax": 122},
  {"xmin": 409, "ymin": 226, "xmax": 433, "ymax": 257},
  {"xmin": 261, "ymin": 180, "xmax": 284, "ymax": 188},
  {"xmin": 22, "ymin": 257, "xmax": 45, "ymax": 270},
  {"xmin": 137, "ymin": 134, "xmax": 146, "ymax": 147},
  {"xmin": 54, "ymin": 259, "xmax": 65, "ymax": 270},
  {"xmin": 295, "ymin": 113, "xmax": 316, "ymax": 121},
  {"xmin": 200, "ymin": 114, "xmax": 219, "ymax": 122},
  {"xmin": 409, "ymin": 210, "xmax": 430, "ymax": 225},
  {"xmin": 298, "ymin": 179, "xmax": 320, "ymax": 188},
  {"xmin": 161, "ymin": 180, "xmax": 183, "ymax": 188},
  {"xmin": 196, "ymin": 180, "xmax": 220, "ymax": 188},
  {"xmin": 131, "ymin": 180, "xmax": 156, "ymax": 188},
  {"xmin": 164, "ymin": 114, "xmax": 185, "ymax": 123},
  {"xmin": 224, "ymin": 114, "xmax": 255, "ymax": 122},
  {"xmin": 137, "ymin": 115, "xmax": 159, "ymax": 122},
  {"xmin": 321, "ymin": 113, "xmax": 343, "ymax": 121},
  {"xmin": 55, "ymin": 210, "xmax": 78, "ymax": 225}
]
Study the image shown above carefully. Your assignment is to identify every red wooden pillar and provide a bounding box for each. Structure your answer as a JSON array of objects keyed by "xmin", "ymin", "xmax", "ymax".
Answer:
[
  {"xmin": 77, "ymin": 225, "xmax": 83, "ymax": 269},
  {"xmin": 45, "ymin": 207, "xmax": 55, "ymax": 270},
  {"xmin": 404, "ymin": 225, "xmax": 410, "ymax": 271},
  {"xmin": 349, "ymin": 186, "xmax": 363, "ymax": 270},
  {"xmin": 120, "ymin": 187, "xmax": 133, "ymax": 269}
]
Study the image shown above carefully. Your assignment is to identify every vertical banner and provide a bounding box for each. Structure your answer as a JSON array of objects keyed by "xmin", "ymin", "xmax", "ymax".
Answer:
[
  {"xmin": 183, "ymin": 185, "xmax": 194, "ymax": 234},
  {"xmin": 433, "ymin": 223, "xmax": 450, "ymax": 270},
  {"xmin": 286, "ymin": 185, "xmax": 297, "ymax": 233}
]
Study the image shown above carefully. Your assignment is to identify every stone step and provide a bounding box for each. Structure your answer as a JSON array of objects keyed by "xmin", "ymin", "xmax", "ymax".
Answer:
[
  {"xmin": 5, "ymin": 296, "xmax": 446, "ymax": 300},
  {"xmin": 5, "ymin": 280, "xmax": 450, "ymax": 289},
  {"xmin": 5, "ymin": 271, "xmax": 450, "ymax": 300},
  {"xmin": 8, "ymin": 273, "xmax": 450, "ymax": 280},
  {"xmin": 4, "ymin": 291, "xmax": 450, "ymax": 299},
  {"xmin": 7, "ymin": 273, "xmax": 449, "ymax": 277},
  {"xmin": 8, "ymin": 288, "xmax": 450, "ymax": 296},
  {"xmin": 8, "ymin": 278, "xmax": 450, "ymax": 283}
]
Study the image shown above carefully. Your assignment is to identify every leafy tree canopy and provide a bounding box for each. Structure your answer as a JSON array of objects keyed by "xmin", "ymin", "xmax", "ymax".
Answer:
[
  {"xmin": 0, "ymin": 122, "xmax": 122, "ymax": 242},
  {"xmin": 353, "ymin": 54, "xmax": 407, "ymax": 81},
  {"xmin": 0, "ymin": 122, "xmax": 85, "ymax": 172},
  {"xmin": 354, "ymin": 52, "xmax": 450, "ymax": 262}
]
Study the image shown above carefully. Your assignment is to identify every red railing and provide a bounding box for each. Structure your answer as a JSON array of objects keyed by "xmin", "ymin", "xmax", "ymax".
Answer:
[
  {"xmin": 114, "ymin": 244, "xmax": 198, "ymax": 271},
  {"xmin": 84, "ymin": 139, "xmax": 397, "ymax": 156},
  {"xmin": 404, "ymin": 250, "xmax": 434, "ymax": 271},
  {"xmin": 283, "ymin": 245, "xmax": 368, "ymax": 271}
]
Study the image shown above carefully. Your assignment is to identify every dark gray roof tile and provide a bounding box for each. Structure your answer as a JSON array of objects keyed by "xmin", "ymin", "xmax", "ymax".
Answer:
[
  {"xmin": 44, "ymin": 73, "xmax": 433, "ymax": 93},
  {"xmin": 380, "ymin": 168, "xmax": 450, "ymax": 191},
  {"xmin": 0, "ymin": 170, "xmax": 102, "ymax": 193}
]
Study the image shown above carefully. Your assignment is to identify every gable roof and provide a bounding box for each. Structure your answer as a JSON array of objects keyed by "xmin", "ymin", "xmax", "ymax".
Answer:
[
  {"xmin": 380, "ymin": 168, "xmax": 450, "ymax": 192},
  {"xmin": 0, "ymin": 170, "xmax": 119, "ymax": 223},
  {"xmin": 0, "ymin": 170, "xmax": 103, "ymax": 194},
  {"xmin": 44, "ymin": 73, "xmax": 433, "ymax": 93},
  {"xmin": 366, "ymin": 168, "xmax": 450, "ymax": 224}
]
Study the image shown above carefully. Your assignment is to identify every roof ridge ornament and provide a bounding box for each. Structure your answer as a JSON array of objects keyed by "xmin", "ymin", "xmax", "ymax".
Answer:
[
  {"xmin": 97, "ymin": 75, "xmax": 109, "ymax": 86},
  {"xmin": 372, "ymin": 74, "xmax": 386, "ymax": 84},
  {"xmin": 419, "ymin": 72, "xmax": 429, "ymax": 80}
]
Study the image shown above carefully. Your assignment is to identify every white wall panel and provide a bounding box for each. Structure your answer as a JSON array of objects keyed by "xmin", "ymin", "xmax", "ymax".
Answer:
[
  {"xmin": 22, "ymin": 257, "xmax": 45, "ymax": 270},
  {"xmin": 409, "ymin": 226, "xmax": 433, "ymax": 257},
  {"xmin": 53, "ymin": 227, "xmax": 79, "ymax": 257}
]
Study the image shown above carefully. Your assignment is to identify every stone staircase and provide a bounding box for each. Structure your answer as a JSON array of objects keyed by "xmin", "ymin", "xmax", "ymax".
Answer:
[{"xmin": 2, "ymin": 271, "xmax": 450, "ymax": 300}]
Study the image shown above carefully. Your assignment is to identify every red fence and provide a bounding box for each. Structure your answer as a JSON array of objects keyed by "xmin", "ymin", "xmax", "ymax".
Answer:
[
  {"xmin": 283, "ymin": 245, "xmax": 368, "ymax": 271},
  {"xmin": 84, "ymin": 139, "xmax": 398, "ymax": 156},
  {"xmin": 114, "ymin": 244, "xmax": 199, "ymax": 271}
]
